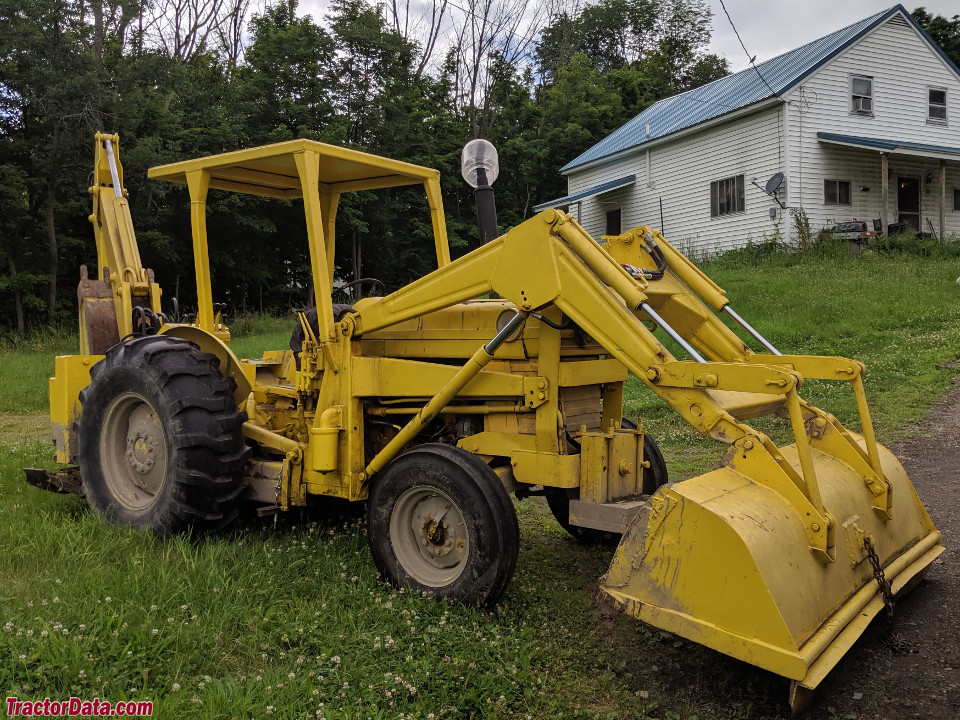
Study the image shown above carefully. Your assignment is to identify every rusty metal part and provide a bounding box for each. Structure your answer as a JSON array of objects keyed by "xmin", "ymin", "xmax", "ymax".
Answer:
[{"xmin": 24, "ymin": 467, "xmax": 84, "ymax": 496}]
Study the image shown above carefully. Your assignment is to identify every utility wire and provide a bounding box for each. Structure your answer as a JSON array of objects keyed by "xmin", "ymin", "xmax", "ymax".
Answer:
[{"xmin": 717, "ymin": 0, "xmax": 782, "ymax": 100}]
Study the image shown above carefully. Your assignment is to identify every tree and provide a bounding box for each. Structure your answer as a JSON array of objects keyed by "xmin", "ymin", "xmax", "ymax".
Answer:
[
  {"xmin": 0, "ymin": 0, "xmax": 106, "ymax": 325},
  {"xmin": 913, "ymin": 6, "xmax": 960, "ymax": 67},
  {"xmin": 242, "ymin": 0, "xmax": 336, "ymax": 142},
  {"xmin": 535, "ymin": 0, "xmax": 727, "ymax": 91}
]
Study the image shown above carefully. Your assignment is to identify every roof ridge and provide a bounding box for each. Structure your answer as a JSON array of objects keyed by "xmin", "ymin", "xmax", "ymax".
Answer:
[
  {"xmin": 561, "ymin": 5, "xmax": 908, "ymax": 173},
  {"xmin": 618, "ymin": 6, "xmax": 900, "ymax": 110}
]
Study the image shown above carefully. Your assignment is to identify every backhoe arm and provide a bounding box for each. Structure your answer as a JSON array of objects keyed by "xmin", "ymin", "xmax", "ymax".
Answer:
[{"xmin": 81, "ymin": 134, "xmax": 162, "ymax": 353}]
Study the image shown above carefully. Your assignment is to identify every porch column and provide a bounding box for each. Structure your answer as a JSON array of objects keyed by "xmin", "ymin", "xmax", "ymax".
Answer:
[
  {"xmin": 940, "ymin": 159, "xmax": 946, "ymax": 239},
  {"xmin": 880, "ymin": 153, "xmax": 888, "ymax": 234}
]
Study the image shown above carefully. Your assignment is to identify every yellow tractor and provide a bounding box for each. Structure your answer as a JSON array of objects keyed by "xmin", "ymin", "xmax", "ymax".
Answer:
[{"xmin": 27, "ymin": 134, "xmax": 942, "ymax": 711}]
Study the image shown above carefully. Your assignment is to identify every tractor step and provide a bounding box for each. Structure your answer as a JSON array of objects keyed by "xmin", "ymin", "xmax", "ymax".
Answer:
[{"xmin": 568, "ymin": 498, "xmax": 646, "ymax": 534}]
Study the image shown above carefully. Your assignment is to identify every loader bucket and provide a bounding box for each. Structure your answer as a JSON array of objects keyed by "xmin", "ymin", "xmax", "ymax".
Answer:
[{"xmin": 599, "ymin": 435, "xmax": 942, "ymax": 706}]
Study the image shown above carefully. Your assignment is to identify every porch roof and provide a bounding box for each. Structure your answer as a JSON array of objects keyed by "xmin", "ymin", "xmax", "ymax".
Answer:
[
  {"xmin": 533, "ymin": 175, "xmax": 635, "ymax": 212},
  {"xmin": 817, "ymin": 132, "xmax": 960, "ymax": 161}
]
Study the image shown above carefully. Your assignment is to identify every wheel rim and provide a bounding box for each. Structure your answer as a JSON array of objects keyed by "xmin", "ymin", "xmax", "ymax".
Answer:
[
  {"xmin": 390, "ymin": 485, "xmax": 470, "ymax": 587},
  {"xmin": 99, "ymin": 392, "xmax": 168, "ymax": 511}
]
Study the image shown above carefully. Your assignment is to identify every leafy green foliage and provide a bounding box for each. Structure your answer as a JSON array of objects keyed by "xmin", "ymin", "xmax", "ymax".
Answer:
[
  {"xmin": 0, "ymin": 0, "xmax": 728, "ymax": 329},
  {"xmin": 913, "ymin": 6, "xmax": 960, "ymax": 67}
]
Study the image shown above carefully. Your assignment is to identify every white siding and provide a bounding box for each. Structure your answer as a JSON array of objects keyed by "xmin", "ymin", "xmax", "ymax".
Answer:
[
  {"xmin": 782, "ymin": 13, "xmax": 960, "ymax": 237},
  {"xmin": 560, "ymin": 9, "xmax": 960, "ymax": 252},
  {"xmin": 568, "ymin": 105, "xmax": 786, "ymax": 256}
]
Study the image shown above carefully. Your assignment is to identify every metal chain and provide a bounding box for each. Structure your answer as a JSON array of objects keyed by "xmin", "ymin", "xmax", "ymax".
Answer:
[
  {"xmin": 864, "ymin": 536, "xmax": 915, "ymax": 655},
  {"xmin": 863, "ymin": 536, "xmax": 895, "ymax": 620}
]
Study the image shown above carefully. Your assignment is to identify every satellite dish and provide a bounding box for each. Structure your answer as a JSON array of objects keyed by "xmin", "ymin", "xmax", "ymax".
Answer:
[{"xmin": 765, "ymin": 172, "xmax": 785, "ymax": 196}]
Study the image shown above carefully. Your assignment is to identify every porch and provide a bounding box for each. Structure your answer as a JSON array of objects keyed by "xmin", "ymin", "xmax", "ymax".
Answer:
[{"xmin": 817, "ymin": 133, "xmax": 960, "ymax": 238}]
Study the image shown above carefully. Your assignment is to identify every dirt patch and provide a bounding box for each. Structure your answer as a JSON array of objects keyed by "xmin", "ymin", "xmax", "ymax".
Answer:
[{"xmin": 810, "ymin": 378, "xmax": 960, "ymax": 719}]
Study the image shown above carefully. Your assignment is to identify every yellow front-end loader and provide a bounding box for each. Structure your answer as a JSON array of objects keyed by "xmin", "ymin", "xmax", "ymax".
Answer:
[{"xmin": 27, "ymin": 134, "xmax": 942, "ymax": 711}]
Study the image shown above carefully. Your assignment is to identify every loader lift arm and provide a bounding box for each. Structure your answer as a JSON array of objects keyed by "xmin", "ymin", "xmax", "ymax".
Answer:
[
  {"xmin": 348, "ymin": 207, "xmax": 942, "ymax": 706},
  {"xmin": 351, "ymin": 209, "xmax": 875, "ymax": 556}
]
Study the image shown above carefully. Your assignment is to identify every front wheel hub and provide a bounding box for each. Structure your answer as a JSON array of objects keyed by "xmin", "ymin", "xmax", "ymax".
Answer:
[{"xmin": 391, "ymin": 487, "xmax": 469, "ymax": 587}]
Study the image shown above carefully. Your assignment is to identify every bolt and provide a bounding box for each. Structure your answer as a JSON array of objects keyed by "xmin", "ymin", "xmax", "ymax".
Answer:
[
  {"xmin": 815, "ymin": 417, "xmax": 827, "ymax": 427},
  {"xmin": 811, "ymin": 523, "xmax": 821, "ymax": 532},
  {"xmin": 646, "ymin": 368, "xmax": 660, "ymax": 382},
  {"xmin": 743, "ymin": 439, "xmax": 754, "ymax": 450}
]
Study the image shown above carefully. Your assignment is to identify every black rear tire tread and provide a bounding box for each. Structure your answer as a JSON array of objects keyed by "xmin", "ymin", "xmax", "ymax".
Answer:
[{"xmin": 76, "ymin": 336, "xmax": 249, "ymax": 536}]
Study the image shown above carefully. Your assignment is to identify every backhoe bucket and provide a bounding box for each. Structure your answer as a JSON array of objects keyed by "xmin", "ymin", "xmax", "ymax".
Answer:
[{"xmin": 599, "ymin": 437, "xmax": 942, "ymax": 703}]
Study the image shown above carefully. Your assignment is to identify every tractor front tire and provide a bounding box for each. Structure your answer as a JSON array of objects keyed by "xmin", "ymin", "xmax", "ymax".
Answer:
[
  {"xmin": 77, "ymin": 336, "xmax": 249, "ymax": 537},
  {"xmin": 367, "ymin": 444, "xmax": 519, "ymax": 607}
]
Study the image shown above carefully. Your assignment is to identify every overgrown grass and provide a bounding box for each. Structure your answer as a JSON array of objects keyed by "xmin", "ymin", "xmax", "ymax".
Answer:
[
  {"xmin": 228, "ymin": 313, "xmax": 296, "ymax": 359},
  {"xmin": 2, "ymin": 441, "xmax": 739, "ymax": 720},
  {"xmin": 1, "ymin": 249, "xmax": 958, "ymax": 718}
]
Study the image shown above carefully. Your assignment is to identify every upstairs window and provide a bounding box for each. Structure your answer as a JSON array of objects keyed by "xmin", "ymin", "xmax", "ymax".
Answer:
[
  {"xmin": 606, "ymin": 208, "xmax": 622, "ymax": 235},
  {"xmin": 928, "ymin": 87, "xmax": 947, "ymax": 123},
  {"xmin": 851, "ymin": 75, "xmax": 874, "ymax": 115},
  {"xmin": 710, "ymin": 175, "xmax": 745, "ymax": 217},
  {"xmin": 824, "ymin": 179, "xmax": 851, "ymax": 206}
]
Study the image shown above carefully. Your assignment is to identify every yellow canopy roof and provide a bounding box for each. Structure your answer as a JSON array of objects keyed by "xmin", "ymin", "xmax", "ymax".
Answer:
[{"xmin": 147, "ymin": 139, "xmax": 440, "ymax": 200}]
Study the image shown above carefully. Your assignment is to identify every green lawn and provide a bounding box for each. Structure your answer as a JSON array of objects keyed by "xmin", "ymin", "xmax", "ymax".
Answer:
[{"xmin": 1, "ymin": 249, "xmax": 958, "ymax": 719}]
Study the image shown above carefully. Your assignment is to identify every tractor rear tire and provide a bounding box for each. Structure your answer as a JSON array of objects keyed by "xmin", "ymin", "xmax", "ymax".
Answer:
[
  {"xmin": 367, "ymin": 444, "xmax": 519, "ymax": 607},
  {"xmin": 548, "ymin": 428, "xmax": 668, "ymax": 545},
  {"xmin": 76, "ymin": 336, "xmax": 249, "ymax": 537}
]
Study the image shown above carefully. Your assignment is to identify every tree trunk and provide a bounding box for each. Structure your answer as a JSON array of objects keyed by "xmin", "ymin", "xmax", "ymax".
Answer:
[
  {"xmin": 9, "ymin": 258, "xmax": 24, "ymax": 333},
  {"xmin": 46, "ymin": 184, "xmax": 58, "ymax": 326}
]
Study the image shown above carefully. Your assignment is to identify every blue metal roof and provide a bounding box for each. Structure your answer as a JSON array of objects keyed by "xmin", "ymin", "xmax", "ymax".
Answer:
[
  {"xmin": 817, "ymin": 132, "xmax": 960, "ymax": 157},
  {"xmin": 562, "ymin": 5, "xmax": 959, "ymax": 173},
  {"xmin": 533, "ymin": 174, "xmax": 635, "ymax": 212}
]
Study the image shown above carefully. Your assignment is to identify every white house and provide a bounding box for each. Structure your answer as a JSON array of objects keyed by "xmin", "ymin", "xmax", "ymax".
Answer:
[{"xmin": 536, "ymin": 4, "xmax": 960, "ymax": 254}]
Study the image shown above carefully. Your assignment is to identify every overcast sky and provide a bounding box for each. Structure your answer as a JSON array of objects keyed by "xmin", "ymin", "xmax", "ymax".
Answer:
[
  {"xmin": 709, "ymin": 2, "xmax": 958, "ymax": 71},
  {"xmin": 297, "ymin": 1, "xmax": 959, "ymax": 73}
]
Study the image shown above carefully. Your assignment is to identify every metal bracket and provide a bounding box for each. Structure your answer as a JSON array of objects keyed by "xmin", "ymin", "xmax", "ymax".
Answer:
[{"xmin": 522, "ymin": 376, "xmax": 549, "ymax": 408}]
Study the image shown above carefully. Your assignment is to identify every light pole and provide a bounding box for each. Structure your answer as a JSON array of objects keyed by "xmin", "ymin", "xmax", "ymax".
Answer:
[{"xmin": 460, "ymin": 139, "xmax": 499, "ymax": 246}]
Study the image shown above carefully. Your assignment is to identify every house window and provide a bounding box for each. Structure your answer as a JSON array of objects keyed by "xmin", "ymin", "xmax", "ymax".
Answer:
[
  {"xmin": 824, "ymin": 179, "xmax": 851, "ymax": 205},
  {"xmin": 954, "ymin": 188, "xmax": 960, "ymax": 211},
  {"xmin": 851, "ymin": 75, "xmax": 873, "ymax": 115},
  {"xmin": 606, "ymin": 208, "xmax": 622, "ymax": 235},
  {"xmin": 928, "ymin": 87, "xmax": 947, "ymax": 123},
  {"xmin": 710, "ymin": 175, "xmax": 745, "ymax": 217}
]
